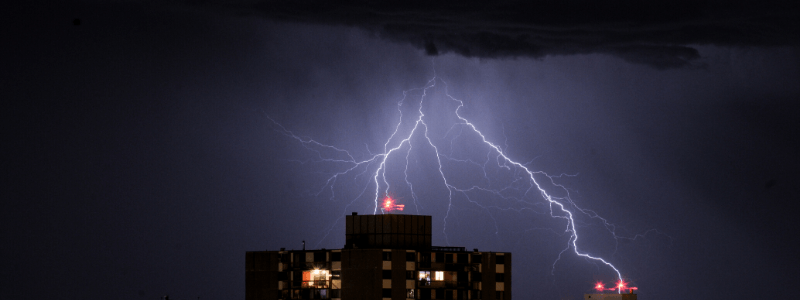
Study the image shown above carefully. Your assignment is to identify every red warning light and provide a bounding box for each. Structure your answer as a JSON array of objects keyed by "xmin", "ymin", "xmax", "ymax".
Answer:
[
  {"xmin": 595, "ymin": 282, "xmax": 606, "ymax": 292},
  {"xmin": 382, "ymin": 196, "xmax": 404, "ymax": 213},
  {"xmin": 617, "ymin": 280, "xmax": 627, "ymax": 290},
  {"xmin": 593, "ymin": 280, "xmax": 637, "ymax": 293}
]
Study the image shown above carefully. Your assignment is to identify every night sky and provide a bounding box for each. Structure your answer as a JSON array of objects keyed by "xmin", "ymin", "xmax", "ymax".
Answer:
[{"xmin": 4, "ymin": 1, "xmax": 800, "ymax": 300}]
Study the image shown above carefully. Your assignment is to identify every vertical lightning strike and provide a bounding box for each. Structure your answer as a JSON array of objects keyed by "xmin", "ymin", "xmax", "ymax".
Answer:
[{"xmin": 269, "ymin": 64, "xmax": 635, "ymax": 293}]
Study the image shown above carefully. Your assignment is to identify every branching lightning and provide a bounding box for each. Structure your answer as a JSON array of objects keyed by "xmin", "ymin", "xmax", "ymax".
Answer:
[{"xmin": 267, "ymin": 63, "xmax": 654, "ymax": 293}]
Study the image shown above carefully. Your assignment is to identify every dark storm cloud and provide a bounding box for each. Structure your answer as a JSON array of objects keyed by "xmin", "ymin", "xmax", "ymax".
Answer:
[{"xmin": 238, "ymin": 0, "xmax": 799, "ymax": 69}]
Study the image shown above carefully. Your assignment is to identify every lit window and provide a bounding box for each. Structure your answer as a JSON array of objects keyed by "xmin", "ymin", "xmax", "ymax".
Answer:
[
  {"xmin": 418, "ymin": 271, "xmax": 431, "ymax": 286},
  {"xmin": 302, "ymin": 269, "xmax": 330, "ymax": 288},
  {"xmin": 434, "ymin": 271, "xmax": 444, "ymax": 281},
  {"xmin": 406, "ymin": 289, "xmax": 415, "ymax": 298}
]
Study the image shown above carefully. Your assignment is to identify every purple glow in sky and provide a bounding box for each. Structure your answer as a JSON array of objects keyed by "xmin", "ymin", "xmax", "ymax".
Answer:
[{"xmin": 4, "ymin": 1, "xmax": 799, "ymax": 299}]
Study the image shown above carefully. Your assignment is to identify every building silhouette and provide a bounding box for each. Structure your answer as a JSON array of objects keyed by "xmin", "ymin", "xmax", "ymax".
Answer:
[{"xmin": 246, "ymin": 213, "xmax": 511, "ymax": 300}]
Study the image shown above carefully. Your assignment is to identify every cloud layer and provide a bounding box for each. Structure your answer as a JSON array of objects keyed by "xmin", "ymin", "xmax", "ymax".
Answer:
[{"xmin": 243, "ymin": 0, "xmax": 799, "ymax": 68}]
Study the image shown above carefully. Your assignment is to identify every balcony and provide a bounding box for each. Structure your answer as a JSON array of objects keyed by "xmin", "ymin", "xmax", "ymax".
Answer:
[
  {"xmin": 418, "ymin": 281, "xmax": 470, "ymax": 289},
  {"xmin": 290, "ymin": 280, "xmax": 330, "ymax": 289}
]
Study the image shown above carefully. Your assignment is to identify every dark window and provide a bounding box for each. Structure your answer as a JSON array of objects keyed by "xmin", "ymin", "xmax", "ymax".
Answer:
[
  {"xmin": 420, "ymin": 289, "xmax": 431, "ymax": 300},
  {"xmin": 313, "ymin": 289, "xmax": 325, "ymax": 299},
  {"xmin": 420, "ymin": 252, "xmax": 432, "ymax": 268},
  {"xmin": 445, "ymin": 290, "xmax": 453, "ymax": 300},
  {"xmin": 314, "ymin": 252, "xmax": 326, "ymax": 262},
  {"xmin": 406, "ymin": 252, "xmax": 416, "ymax": 261},
  {"xmin": 435, "ymin": 252, "xmax": 444, "ymax": 263},
  {"xmin": 495, "ymin": 255, "xmax": 505, "ymax": 265},
  {"xmin": 435, "ymin": 289, "xmax": 444, "ymax": 300},
  {"xmin": 457, "ymin": 272, "xmax": 468, "ymax": 284},
  {"xmin": 383, "ymin": 270, "xmax": 393, "ymax": 279},
  {"xmin": 294, "ymin": 252, "xmax": 305, "ymax": 263},
  {"xmin": 331, "ymin": 290, "xmax": 341, "ymax": 298},
  {"xmin": 471, "ymin": 290, "xmax": 481, "ymax": 300},
  {"xmin": 331, "ymin": 271, "xmax": 340, "ymax": 279},
  {"xmin": 495, "ymin": 273, "xmax": 505, "ymax": 282},
  {"xmin": 445, "ymin": 254, "xmax": 454, "ymax": 263},
  {"xmin": 472, "ymin": 254, "xmax": 482, "ymax": 264},
  {"xmin": 383, "ymin": 252, "xmax": 392, "ymax": 261},
  {"xmin": 457, "ymin": 290, "xmax": 466, "ymax": 300},
  {"xmin": 293, "ymin": 271, "xmax": 302, "ymax": 281},
  {"xmin": 457, "ymin": 253, "xmax": 467, "ymax": 264},
  {"xmin": 330, "ymin": 252, "xmax": 341, "ymax": 261},
  {"xmin": 421, "ymin": 252, "xmax": 431, "ymax": 262},
  {"xmin": 406, "ymin": 271, "xmax": 414, "ymax": 280},
  {"xmin": 472, "ymin": 272, "xmax": 482, "ymax": 282},
  {"xmin": 383, "ymin": 289, "xmax": 392, "ymax": 298},
  {"xmin": 278, "ymin": 272, "xmax": 288, "ymax": 281},
  {"xmin": 495, "ymin": 291, "xmax": 504, "ymax": 300}
]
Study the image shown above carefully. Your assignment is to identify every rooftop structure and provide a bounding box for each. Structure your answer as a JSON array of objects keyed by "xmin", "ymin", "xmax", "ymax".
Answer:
[{"xmin": 584, "ymin": 291, "xmax": 638, "ymax": 300}]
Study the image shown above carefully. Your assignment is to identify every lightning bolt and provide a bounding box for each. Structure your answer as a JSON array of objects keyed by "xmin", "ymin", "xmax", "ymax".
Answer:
[{"xmin": 268, "ymin": 62, "xmax": 648, "ymax": 293}]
